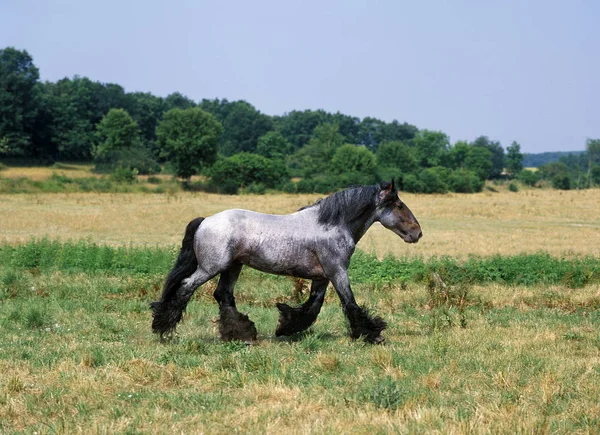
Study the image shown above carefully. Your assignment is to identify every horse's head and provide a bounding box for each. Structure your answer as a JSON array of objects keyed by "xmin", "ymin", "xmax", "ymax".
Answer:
[{"xmin": 376, "ymin": 179, "xmax": 422, "ymax": 244}]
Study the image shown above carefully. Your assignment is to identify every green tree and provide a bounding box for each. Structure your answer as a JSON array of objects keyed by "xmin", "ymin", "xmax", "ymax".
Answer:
[
  {"xmin": 376, "ymin": 141, "xmax": 418, "ymax": 174},
  {"xmin": 465, "ymin": 146, "xmax": 493, "ymax": 180},
  {"xmin": 93, "ymin": 108, "xmax": 159, "ymax": 174},
  {"xmin": 330, "ymin": 144, "xmax": 376, "ymax": 176},
  {"xmin": 275, "ymin": 109, "xmax": 328, "ymax": 150},
  {"xmin": 125, "ymin": 92, "xmax": 165, "ymax": 146},
  {"xmin": 40, "ymin": 76, "xmax": 129, "ymax": 160},
  {"xmin": 356, "ymin": 117, "xmax": 386, "ymax": 150},
  {"xmin": 289, "ymin": 123, "xmax": 345, "ymax": 177},
  {"xmin": 42, "ymin": 78, "xmax": 95, "ymax": 160},
  {"xmin": 506, "ymin": 141, "xmax": 524, "ymax": 177},
  {"xmin": 381, "ymin": 120, "xmax": 419, "ymax": 145},
  {"xmin": 164, "ymin": 92, "xmax": 195, "ymax": 111},
  {"xmin": 156, "ymin": 107, "xmax": 222, "ymax": 182},
  {"xmin": 586, "ymin": 139, "xmax": 600, "ymax": 187},
  {"xmin": 199, "ymin": 100, "xmax": 273, "ymax": 155},
  {"xmin": 412, "ymin": 130, "xmax": 450, "ymax": 168},
  {"xmin": 94, "ymin": 109, "xmax": 140, "ymax": 157},
  {"xmin": 256, "ymin": 131, "xmax": 291, "ymax": 160},
  {"xmin": 0, "ymin": 47, "xmax": 40, "ymax": 156},
  {"xmin": 447, "ymin": 140, "xmax": 470, "ymax": 169},
  {"xmin": 471, "ymin": 136, "xmax": 505, "ymax": 178},
  {"xmin": 330, "ymin": 112, "xmax": 360, "ymax": 145}
]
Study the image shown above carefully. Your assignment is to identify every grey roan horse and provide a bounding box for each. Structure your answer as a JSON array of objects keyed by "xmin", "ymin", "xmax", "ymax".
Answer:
[{"xmin": 151, "ymin": 179, "xmax": 422, "ymax": 344}]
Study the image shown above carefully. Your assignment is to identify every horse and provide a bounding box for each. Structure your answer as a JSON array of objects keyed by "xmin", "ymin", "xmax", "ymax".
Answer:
[{"xmin": 150, "ymin": 179, "xmax": 422, "ymax": 344}]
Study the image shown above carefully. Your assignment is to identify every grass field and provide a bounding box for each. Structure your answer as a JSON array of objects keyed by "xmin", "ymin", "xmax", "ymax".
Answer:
[
  {"xmin": 1, "ymin": 260, "xmax": 599, "ymax": 433},
  {"xmin": 1, "ymin": 169, "xmax": 600, "ymax": 433}
]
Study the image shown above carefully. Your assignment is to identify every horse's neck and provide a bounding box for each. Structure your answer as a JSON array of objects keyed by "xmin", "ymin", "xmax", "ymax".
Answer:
[{"xmin": 346, "ymin": 209, "xmax": 378, "ymax": 243}]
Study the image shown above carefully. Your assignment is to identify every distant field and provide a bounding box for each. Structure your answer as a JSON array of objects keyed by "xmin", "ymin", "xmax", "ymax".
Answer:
[{"xmin": 1, "ymin": 188, "xmax": 599, "ymax": 259}]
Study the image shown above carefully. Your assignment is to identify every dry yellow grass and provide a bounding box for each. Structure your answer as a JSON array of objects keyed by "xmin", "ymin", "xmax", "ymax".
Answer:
[
  {"xmin": 0, "ymin": 163, "xmax": 96, "ymax": 180},
  {"xmin": 1, "ymin": 188, "xmax": 599, "ymax": 258}
]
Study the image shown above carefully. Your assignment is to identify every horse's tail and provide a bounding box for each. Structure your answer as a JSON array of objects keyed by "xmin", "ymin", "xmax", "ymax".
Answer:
[{"xmin": 150, "ymin": 217, "xmax": 204, "ymax": 337}]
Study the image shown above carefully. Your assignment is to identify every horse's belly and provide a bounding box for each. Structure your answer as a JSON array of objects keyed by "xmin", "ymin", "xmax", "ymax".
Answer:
[{"xmin": 239, "ymin": 248, "xmax": 325, "ymax": 280}]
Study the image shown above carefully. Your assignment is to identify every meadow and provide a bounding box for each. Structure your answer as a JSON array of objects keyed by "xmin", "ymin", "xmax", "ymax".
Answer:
[{"xmin": 1, "ymin": 167, "xmax": 600, "ymax": 433}]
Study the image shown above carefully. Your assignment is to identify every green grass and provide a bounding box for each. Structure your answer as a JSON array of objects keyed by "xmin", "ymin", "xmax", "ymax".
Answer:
[
  {"xmin": 1, "ymin": 241, "xmax": 600, "ymax": 432},
  {"xmin": 0, "ymin": 172, "xmax": 181, "ymax": 194},
  {"xmin": 2, "ymin": 239, "xmax": 599, "ymax": 288}
]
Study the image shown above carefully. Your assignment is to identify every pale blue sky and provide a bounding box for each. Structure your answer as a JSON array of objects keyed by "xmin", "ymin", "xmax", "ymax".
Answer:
[{"xmin": 1, "ymin": 0, "xmax": 598, "ymax": 152}]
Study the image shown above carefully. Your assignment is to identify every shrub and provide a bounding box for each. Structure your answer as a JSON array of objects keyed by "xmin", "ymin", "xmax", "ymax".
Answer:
[
  {"xmin": 280, "ymin": 181, "xmax": 298, "ymax": 193},
  {"xmin": 448, "ymin": 169, "xmax": 484, "ymax": 193},
  {"xmin": 508, "ymin": 182, "xmax": 519, "ymax": 192},
  {"xmin": 209, "ymin": 152, "xmax": 288, "ymax": 189},
  {"xmin": 111, "ymin": 167, "xmax": 138, "ymax": 184},
  {"xmin": 295, "ymin": 178, "xmax": 316, "ymax": 193},
  {"xmin": 147, "ymin": 176, "xmax": 161, "ymax": 184},
  {"xmin": 330, "ymin": 144, "xmax": 376, "ymax": 176},
  {"xmin": 403, "ymin": 173, "xmax": 426, "ymax": 193},
  {"xmin": 518, "ymin": 169, "xmax": 540, "ymax": 186},
  {"xmin": 552, "ymin": 174, "xmax": 572, "ymax": 190},
  {"xmin": 241, "ymin": 182, "xmax": 266, "ymax": 195},
  {"xmin": 419, "ymin": 167, "xmax": 449, "ymax": 194},
  {"xmin": 94, "ymin": 147, "xmax": 160, "ymax": 175}
]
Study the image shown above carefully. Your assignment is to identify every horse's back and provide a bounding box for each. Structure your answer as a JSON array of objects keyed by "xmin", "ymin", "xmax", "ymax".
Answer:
[{"xmin": 194, "ymin": 208, "xmax": 327, "ymax": 279}]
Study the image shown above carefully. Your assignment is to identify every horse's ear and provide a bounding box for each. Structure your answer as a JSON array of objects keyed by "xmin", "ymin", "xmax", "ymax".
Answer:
[{"xmin": 379, "ymin": 179, "xmax": 396, "ymax": 200}]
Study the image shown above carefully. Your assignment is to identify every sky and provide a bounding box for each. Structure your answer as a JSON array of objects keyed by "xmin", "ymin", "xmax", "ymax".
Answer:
[{"xmin": 1, "ymin": 0, "xmax": 598, "ymax": 153}]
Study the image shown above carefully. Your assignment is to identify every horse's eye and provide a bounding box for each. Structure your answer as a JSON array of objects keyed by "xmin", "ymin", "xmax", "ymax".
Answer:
[{"xmin": 397, "ymin": 203, "xmax": 404, "ymax": 210}]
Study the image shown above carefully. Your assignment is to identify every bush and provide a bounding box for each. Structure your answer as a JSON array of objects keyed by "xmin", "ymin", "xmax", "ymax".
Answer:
[
  {"xmin": 147, "ymin": 176, "xmax": 161, "ymax": 184},
  {"xmin": 508, "ymin": 182, "xmax": 519, "ymax": 192},
  {"xmin": 94, "ymin": 147, "xmax": 160, "ymax": 175},
  {"xmin": 518, "ymin": 169, "xmax": 540, "ymax": 186},
  {"xmin": 448, "ymin": 169, "xmax": 484, "ymax": 193},
  {"xmin": 552, "ymin": 174, "xmax": 572, "ymax": 190},
  {"xmin": 404, "ymin": 167, "xmax": 449, "ymax": 194},
  {"xmin": 403, "ymin": 173, "xmax": 426, "ymax": 193},
  {"xmin": 209, "ymin": 152, "xmax": 288, "ymax": 189},
  {"xmin": 241, "ymin": 182, "xmax": 266, "ymax": 195},
  {"xmin": 280, "ymin": 181, "xmax": 298, "ymax": 193},
  {"xmin": 330, "ymin": 144, "xmax": 376, "ymax": 176},
  {"xmin": 111, "ymin": 167, "xmax": 138, "ymax": 184},
  {"xmin": 590, "ymin": 165, "xmax": 600, "ymax": 186}
]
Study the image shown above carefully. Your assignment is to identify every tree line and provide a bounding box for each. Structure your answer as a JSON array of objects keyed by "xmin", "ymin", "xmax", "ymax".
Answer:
[{"xmin": 1, "ymin": 47, "xmax": 599, "ymax": 193}]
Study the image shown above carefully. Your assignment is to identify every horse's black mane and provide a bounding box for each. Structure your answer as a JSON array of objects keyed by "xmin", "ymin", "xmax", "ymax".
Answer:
[{"xmin": 301, "ymin": 185, "xmax": 381, "ymax": 226}]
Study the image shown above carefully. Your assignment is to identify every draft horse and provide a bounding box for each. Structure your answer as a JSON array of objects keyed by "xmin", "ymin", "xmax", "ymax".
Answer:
[{"xmin": 151, "ymin": 180, "xmax": 422, "ymax": 344}]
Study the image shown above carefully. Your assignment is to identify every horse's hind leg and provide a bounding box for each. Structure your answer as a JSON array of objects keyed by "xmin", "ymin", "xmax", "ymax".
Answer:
[
  {"xmin": 213, "ymin": 263, "xmax": 257, "ymax": 342},
  {"xmin": 152, "ymin": 268, "xmax": 215, "ymax": 339},
  {"xmin": 275, "ymin": 279, "xmax": 328, "ymax": 336}
]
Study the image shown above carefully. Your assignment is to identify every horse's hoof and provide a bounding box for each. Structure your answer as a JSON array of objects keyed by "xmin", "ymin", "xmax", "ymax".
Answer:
[{"xmin": 372, "ymin": 335, "xmax": 385, "ymax": 345}]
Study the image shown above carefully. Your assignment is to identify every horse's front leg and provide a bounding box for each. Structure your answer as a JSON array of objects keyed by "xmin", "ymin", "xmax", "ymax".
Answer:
[
  {"xmin": 275, "ymin": 279, "xmax": 329, "ymax": 336},
  {"xmin": 328, "ymin": 269, "xmax": 387, "ymax": 344},
  {"xmin": 213, "ymin": 263, "xmax": 257, "ymax": 343}
]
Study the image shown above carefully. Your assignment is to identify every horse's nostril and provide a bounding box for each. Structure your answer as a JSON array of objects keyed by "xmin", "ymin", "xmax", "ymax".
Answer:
[{"xmin": 418, "ymin": 231, "xmax": 423, "ymax": 239}]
